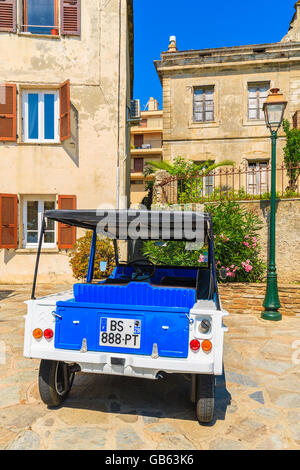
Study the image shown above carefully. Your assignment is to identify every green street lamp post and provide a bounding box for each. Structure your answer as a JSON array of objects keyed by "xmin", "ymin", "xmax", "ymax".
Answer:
[{"xmin": 262, "ymin": 88, "xmax": 287, "ymax": 321}]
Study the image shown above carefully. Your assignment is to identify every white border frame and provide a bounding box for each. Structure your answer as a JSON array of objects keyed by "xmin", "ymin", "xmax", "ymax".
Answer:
[{"xmin": 22, "ymin": 90, "xmax": 60, "ymax": 143}]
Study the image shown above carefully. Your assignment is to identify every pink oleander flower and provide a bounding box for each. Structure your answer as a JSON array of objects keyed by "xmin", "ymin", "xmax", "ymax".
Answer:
[
  {"xmin": 216, "ymin": 261, "xmax": 220, "ymax": 265},
  {"xmin": 243, "ymin": 242, "xmax": 249, "ymax": 247},
  {"xmin": 252, "ymin": 237, "xmax": 257, "ymax": 243},
  {"xmin": 198, "ymin": 255, "xmax": 205, "ymax": 263},
  {"xmin": 231, "ymin": 265, "xmax": 234, "ymax": 269}
]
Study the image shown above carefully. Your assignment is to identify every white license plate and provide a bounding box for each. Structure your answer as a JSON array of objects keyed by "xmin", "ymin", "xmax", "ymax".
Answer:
[{"xmin": 100, "ymin": 317, "xmax": 141, "ymax": 349}]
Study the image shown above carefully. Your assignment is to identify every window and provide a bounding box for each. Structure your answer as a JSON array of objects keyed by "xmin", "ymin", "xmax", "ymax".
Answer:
[
  {"xmin": 248, "ymin": 83, "xmax": 270, "ymax": 120},
  {"xmin": 194, "ymin": 161, "xmax": 215, "ymax": 196},
  {"xmin": 22, "ymin": 90, "xmax": 59, "ymax": 143},
  {"xmin": 23, "ymin": 197, "xmax": 56, "ymax": 248},
  {"xmin": 247, "ymin": 161, "xmax": 270, "ymax": 195},
  {"xmin": 23, "ymin": 0, "xmax": 58, "ymax": 34},
  {"xmin": 132, "ymin": 158, "xmax": 144, "ymax": 173},
  {"xmin": 193, "ymin": 87, "xmax": 214, "ymax": 122}
]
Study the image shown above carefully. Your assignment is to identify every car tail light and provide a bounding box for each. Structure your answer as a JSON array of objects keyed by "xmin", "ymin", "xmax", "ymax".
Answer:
[
  {"xmin": 33, "ymin": 328, "xmax": 43, "ymax": 340},
  {"xmin": 202, "ymin": 339, "xmax": 212, "ymax": 353},
  {"xmin": 190, "ymin": 339, "xmax": 201, "ymax": 351},
  {"xmin": 44, "ymin": 329, "xmax": 54, "ymax": 340}
]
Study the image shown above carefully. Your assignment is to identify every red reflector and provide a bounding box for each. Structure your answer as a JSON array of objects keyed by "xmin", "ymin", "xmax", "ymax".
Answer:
[
  {"xmin": 44, "ymin": 329, "xmax": 54, "ymax": 340},
  {"xmin": 190, "ymin": 339, "xmax": 200, "ymax": 351}
]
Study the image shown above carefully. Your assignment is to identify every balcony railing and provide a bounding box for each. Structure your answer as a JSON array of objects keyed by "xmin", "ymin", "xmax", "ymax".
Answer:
[{"xmin": 132, "ymin": 140, "xmax": 162, "ymax": 150}]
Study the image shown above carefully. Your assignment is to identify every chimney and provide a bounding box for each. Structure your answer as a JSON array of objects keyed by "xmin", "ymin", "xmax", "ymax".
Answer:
[
  {"xmin": 148, "ymin": 97, "xmax": 159, "ymax": 111},
  {"xmin": 168, "ymin": 35, "xmax": 177, "ymax": 52}
]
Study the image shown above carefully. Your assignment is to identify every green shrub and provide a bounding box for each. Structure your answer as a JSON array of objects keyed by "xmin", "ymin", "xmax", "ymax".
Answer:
[
  {"xmin": 69, "ymin": 231, "xmax": 116, "ymax": 280},
  {"xmin": 143, "ymin": 201, "xmax": 266, "ymax": 283}
]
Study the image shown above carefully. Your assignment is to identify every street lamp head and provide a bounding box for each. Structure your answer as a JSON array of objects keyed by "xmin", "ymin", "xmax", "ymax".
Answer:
[{"xmin": 263, "ymin": 88, "xmax": 287, "ymax": 133}]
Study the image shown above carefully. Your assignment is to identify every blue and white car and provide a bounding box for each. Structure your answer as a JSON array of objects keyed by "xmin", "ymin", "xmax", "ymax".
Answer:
[{"xmin": 24, "ymin": 210, "xmax": 228, "ymax": 423}]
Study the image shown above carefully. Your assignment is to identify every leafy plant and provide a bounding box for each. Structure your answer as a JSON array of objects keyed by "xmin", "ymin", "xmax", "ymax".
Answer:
[
  {"xmin": 143, "ymin": 201, "xmax": 265, "ymax": 283},
  {"xmin": 282, "ymin": 119, "xmax": 300, "ymax": 190},
  {"xmin": 69, "ymin": 231, "xmax": 116, "ymax": 280}
]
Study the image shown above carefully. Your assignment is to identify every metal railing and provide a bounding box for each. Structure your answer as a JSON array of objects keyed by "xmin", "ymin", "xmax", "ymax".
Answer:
[{"xmin": 157, "ymin": 163, "xmax": 300, "ymax": 205}]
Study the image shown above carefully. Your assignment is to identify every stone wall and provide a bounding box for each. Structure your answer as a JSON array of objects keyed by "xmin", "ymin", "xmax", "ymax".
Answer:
[
  {"xmin": 239, "ymin": 199, "xmax": 300, "ymax": 284},
  {"xmin": 219, "ymin": 283, "xmax": 300, "ymax": 317}
]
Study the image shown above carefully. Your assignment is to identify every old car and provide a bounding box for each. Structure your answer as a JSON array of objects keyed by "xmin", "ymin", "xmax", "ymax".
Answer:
[{"xmin": 24, "ymin": 209, "xmax": 228, "ymax": 423}]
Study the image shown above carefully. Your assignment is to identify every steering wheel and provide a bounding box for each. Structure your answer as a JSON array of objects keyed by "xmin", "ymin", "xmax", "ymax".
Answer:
[{"xmin": 127, "ymin": 259, "xmax": 156, "ymax": 282}]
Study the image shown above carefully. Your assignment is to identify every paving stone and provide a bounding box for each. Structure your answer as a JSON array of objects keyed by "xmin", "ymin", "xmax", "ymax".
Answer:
[
  {"xmin": 209, "ymin": 438, "xmax": 249, "ymax": 450},
  {"xmin": 142, "ymin": 416, "xmax": 160, "ymax": 424},
  {"xmin": 256, "ymin": 434, "xmax": 287, "ymax": 450},
  {"xmin": 260, "ymin": 341, "xmax": 292, "ymax": 359},
  {"xmin": 115, "ymin": 427, "xmax": 144, "ymax": 450},
  {"xmin": 159, "ymin": 434, "xmax": 196, "ymax": 450},
  {"xmin": 9, "ymin": 430, "xmax": 40, "ymax": 450},
  {"xmin": 0, "ymin": 405, "xmax": 46, "ymax": 429},
  {"xmin": 249, "ymin": 391, "xmax": 265, "ymax": 405},
  {"xmin": 226, "ymin": 371, "xmax": 258, "ymax": 388},
  {"xmin": 0, "ymin": 428, "xmax": 17, "ymax": 449},
  {"xmin": 56, "ymin": 407, "xmax": 109, "ymax": 426},
  {"xmin": 51, "ymin": 427, "xmax": 108, "ymax": 450},
  {"xmin": 274, "ymin": 393, "xmax": 300, "ymax": 409},
  {"xmin": 226, "ymin": 418, "xmax": 267, "ymax": 443},
  {"xmin": 0, "ymin": 385, "xmax": 20, "ymax": 408},
  {"xmin": 0, "ymin": 370, "xmax": 37, "ymax": 385},
  {"xmin": 248, "ymin": 358, "xmax": 294, "ymax": 374},
  {"xmin": 289, "ymin": 424, "xmax": 300, "ymax": 444},
  {"xmin": 254, "ymin": 408, "xmax": 280, "ymax": 419},
  {"xmin": 149, "ymin": 423, "xmax": 176, "ymax": 434}
]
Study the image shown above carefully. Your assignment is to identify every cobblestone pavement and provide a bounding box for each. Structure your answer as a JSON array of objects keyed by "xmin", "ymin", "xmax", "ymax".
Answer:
[{"xmin": 0, "ymin": 284, "xmax": 299, "ymax": 450}]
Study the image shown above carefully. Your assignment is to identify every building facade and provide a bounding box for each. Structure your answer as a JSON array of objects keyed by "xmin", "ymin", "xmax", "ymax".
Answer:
[
  {"xmin": 130, "ymin": 97, "xmax": 163, "ymax": 205},
  {"xmin": 0, "ymin": 0, "xmax": 134, "ymax": 283},
  {"xmin": 154, "ymin": 3, "xmax": 300, "ymax": 195}
]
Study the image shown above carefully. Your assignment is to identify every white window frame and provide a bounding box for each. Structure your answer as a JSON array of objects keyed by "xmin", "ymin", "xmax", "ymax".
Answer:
[
  {"xmin": 22, "ymin": 90, "xmax": 60, "ymax": 143},
  {"xmin": 23, "ymin": 196, "xmax": 56, "ymax": 249}
]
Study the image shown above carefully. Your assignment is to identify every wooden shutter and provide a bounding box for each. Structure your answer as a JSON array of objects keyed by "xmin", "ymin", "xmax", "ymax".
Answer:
[
  {"xmin": 61, "ymin": 0, "xmax": 81, "ymax": 36},
  {"xmin": 134, "ymin": 158, "xmax": 144, "ymax": 173},
  {"xmin": 0, "ymin": 83, "xmax": 17, "ymax": 141},
  {"xmin": 58, "ymin": 195, "xmax": 76, "ymax": 249},
  {"xmin": 0, "ymin": 194, "xmax": 18, "ymax": 249},
  {"xmin": 59, "ymin": 80, "xmax": 70, "ymax": 142},
  {"xmin": 0, "ymin": 0, "xmax": 17, "ymax": 33}
]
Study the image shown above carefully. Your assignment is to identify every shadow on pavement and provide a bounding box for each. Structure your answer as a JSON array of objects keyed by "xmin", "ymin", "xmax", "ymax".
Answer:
[
  {"xmin": 0, "ymin": 290, "xmax": 15, "ymax": 302},
  {"xmin": 56, "ymin": 368, "xmax": 232, "ymax": 424}
]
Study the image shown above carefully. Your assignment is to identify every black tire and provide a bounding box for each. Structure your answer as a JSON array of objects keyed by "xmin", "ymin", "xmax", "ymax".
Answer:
[
  {"xmin": 38, "ymin": 360, "xmax": 75, "ymax": 407},
  {"xmin": 196, "ymin": 374, "xmax": 215, "ymax": 424}
]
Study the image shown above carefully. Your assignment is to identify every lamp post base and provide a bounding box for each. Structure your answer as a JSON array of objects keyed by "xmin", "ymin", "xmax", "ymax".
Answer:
[{"xmin": 261, "ymin": 310, "xmax": 282, "ymax": 322}]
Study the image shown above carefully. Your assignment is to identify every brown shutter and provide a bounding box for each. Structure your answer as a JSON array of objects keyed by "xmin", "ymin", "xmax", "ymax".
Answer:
[
  {"xmin": 0, "ymin": 194, "xmax": 18, "ymax": 249},
  {"xmin": 58, "ymin": 195, "xmax": 76, "ymax": 249},
  {"xmin": 61, "ymin": 0, "xmax": 81, "ymax": 36},
  {"xmin": 59, "ymin": 80, "xmax": 71, "ymax": 142},
  {"xmin": 0, "ymin": 83, "xmax": 17, "ymax": 142},
  {"xmin": 0, "ymin": 0, "xmax": 17, "ymax": 33}
]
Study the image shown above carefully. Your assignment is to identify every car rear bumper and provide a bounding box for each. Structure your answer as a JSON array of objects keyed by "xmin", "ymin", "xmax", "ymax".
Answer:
[{"xmin": 25, "ymin": 348, "xmax": 217, "ymax": 379}]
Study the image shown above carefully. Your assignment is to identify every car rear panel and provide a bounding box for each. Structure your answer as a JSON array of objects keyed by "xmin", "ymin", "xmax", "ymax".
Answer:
[{"xmin": 54, "ymin": 283, "xmax": 195, "ymax": 359}]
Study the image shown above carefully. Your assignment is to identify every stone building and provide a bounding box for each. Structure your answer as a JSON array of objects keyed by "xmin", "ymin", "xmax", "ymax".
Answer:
[
  {"xmin": 130, "ymin": 97, "xmax": 163, "ymax": 205},
  {"xmin": 154, "ymin": 3, "xmax": 300, "ymax": 194},
  {"xmin": 0, "ymin": 0, "xmax": 134, "ymax": 283}
]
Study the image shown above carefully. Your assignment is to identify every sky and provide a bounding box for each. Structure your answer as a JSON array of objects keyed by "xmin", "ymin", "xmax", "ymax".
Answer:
[{"xmin": 133, "ymin": 0, "xmax": 295, "ymax": 110}]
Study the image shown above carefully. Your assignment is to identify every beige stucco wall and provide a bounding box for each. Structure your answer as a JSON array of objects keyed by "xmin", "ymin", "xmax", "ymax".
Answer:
[
  {"xmin": 0, "ymin": 0, "xmax": 132, "ymax": 283},
  {"xmin": 161, "ymin": 65, "xmax": 294, "ymax": 168}
]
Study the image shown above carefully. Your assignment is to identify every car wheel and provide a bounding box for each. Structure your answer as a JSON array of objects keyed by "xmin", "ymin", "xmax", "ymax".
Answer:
[
  {"xmin": 38, "ymin": 360, "xmax": 75, "ymax": 407},
  {"xmin": 195, "ymin": 374, "xmax": 215, "ymax": 424}
]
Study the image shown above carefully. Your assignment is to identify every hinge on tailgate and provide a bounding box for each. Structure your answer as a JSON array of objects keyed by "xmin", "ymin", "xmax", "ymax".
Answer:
[
  {"xmin": 151, "ymin": 343, "xmax": 159, "ymax": 359},
  {"xmin": 80, "ymin": 338, "xmax": 88, "ymax": 353}
]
